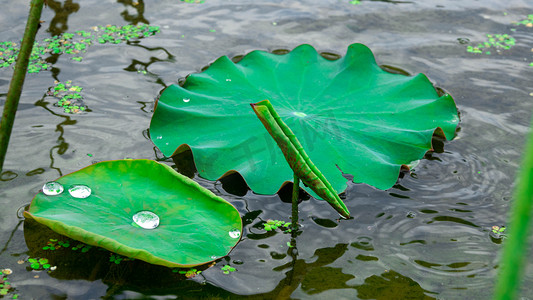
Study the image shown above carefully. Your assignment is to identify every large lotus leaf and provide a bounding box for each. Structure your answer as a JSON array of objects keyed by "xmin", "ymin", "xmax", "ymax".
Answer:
[
  {"xmin": 24, "ymin": 159, "xmax": 242, "ymax": 268},
  {"xmin": 149, "ymin": 43, "xmax": 459, "ymax": 198}
]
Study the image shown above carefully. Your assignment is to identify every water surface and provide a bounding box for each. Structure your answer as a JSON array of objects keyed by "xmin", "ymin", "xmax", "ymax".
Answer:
[{"xmin": 1, "ymin": 0, "xmax": 533, "ymax": 298}]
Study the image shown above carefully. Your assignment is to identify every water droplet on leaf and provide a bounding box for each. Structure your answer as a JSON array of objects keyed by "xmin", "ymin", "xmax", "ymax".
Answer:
[
  {"xmin": 132, "ymin": 211, "xmax": 160, "ymax": 229},
  {"xmin": 229, "ymin": 229, "xmax": 241, "ymax": 239},
  {"xmin": 183, "ymin": 98, "xmax": 190, "ymax": 102},
  {"xmin": 43, "ymin": 181, "xmax": 64, "ymax": 195},
  {"xmin": 68, "ymin": 185, "xmax": 92, "ymax": 198}
]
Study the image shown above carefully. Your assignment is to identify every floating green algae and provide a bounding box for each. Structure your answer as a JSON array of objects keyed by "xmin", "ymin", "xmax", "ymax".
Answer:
[
  {"xmin": 0, "ymin": 24, "xmax": 160, "ymax": 74},
  {"xmin": 47, "ymin": 80, "xmax": 87, "ymax": 114},
  {"xmin": 466, "ymin": 34, "xmax": 515, "ymax": 55},
  {"xmin": 515, "ymin": 14, "xmax": 533, "ymax": 27}
]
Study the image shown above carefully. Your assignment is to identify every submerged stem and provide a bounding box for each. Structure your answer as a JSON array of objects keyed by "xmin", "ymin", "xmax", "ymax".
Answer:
[{"xmin": 292, "ymin": 173, "xmax": 300, "ymax": 232}]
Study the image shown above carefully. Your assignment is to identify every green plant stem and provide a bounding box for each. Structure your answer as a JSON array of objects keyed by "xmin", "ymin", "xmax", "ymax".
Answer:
[
  {"xmin": 0, "ymin": 0, "xmax": 45, "ymax": 173},
  {"xmin": 292, "ymin": 173, "xmax": 299, "ymax": 232},
  {"xmin": 494, "ymin": 118, "xmax": 533, "ymax": 300}
]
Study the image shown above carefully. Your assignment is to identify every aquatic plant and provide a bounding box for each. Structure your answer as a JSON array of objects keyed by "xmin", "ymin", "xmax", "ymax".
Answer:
[
  {"xmin": 150, "ymin": 43, "xmax": 458, "ymax": 206},
  {"xmin": 492, "ymin": 225, "xmax": 506, "ymax": 235},
  {"xmin": 0, "ymin": 269, "xmax": 18, "ymax": 298},
  {"xmin": 42, "ymin": 238, "xmax": 92, "ymax": 252},
  {"xmin": 515, "ymin": 14, "xmax": 533, "ymax": 27},
  {"xmin": 46, "ymin": 80, "xmax": 87, "ymax": 114},
  {"xmin": 221, "ymin": 265, "xmax": 236, "ymax": 275},
  {"xmin": 0, "ymin": 24, "xmax": 160, "ymax": 74},
  {"xmin": 251, "ymin": 99, "xmax": 350, "ymax": 218},
  {"xmin": 466, "ymin": 34, "xmax": 515, "ymax": 55},
  {"xmin": 24, "ymin": 159, "xmax": 242, "ymax": 268},
  {"xmin": 174, "ymin": 268, "xmax": 202, "ymax": 278},
  {"xmin": 263, "ymin": 219, "xmax": 292, "ymax": 232},
  {"xmin": 0, "ymin": 0, "xmax": 44, "ymax": 173},
  {"xmin": 494, "ymin": 113, "xmax": 533, "ymax": 298},
  {"xmin": 109, "ymin": 253, "xmax": 134, "ymax": 264},
  {"xmin": 27, "ymin": 257, "xmax": 51, "ymax": 270}
]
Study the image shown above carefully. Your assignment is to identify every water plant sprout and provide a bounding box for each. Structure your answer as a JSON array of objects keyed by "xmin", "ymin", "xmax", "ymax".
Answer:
[{"xmin": 251, "ymin": 99, "xmax": 351, "ymax": 226}]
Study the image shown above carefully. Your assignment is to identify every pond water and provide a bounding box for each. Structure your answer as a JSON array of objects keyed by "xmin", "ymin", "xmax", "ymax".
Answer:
[{"xmin": 1, "ymin": 0, "xmax": 533, "ymax": 299}]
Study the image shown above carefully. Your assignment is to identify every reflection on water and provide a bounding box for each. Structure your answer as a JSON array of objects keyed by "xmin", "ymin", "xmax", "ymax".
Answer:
[
  {"xmin": 45, "ymin": 0, "xmax": 80, "ymax": 37},
  {"xmin": 1, "ymin": 0, "xmax": 532, "ymax": 298},
  {"xmin": 117, "ymin": 0, "xmax": 148, "ymax": 25},
  {"xmin": 355, "ymin": 270, "xmax": 436, "ymax": 299}
]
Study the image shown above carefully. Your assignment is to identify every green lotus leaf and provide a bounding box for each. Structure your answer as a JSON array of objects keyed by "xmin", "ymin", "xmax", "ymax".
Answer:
[
  {"xmin": 24, "ymin": 159, "xmax": 242, "ymax": 268},
  {"xmin": 149, "ymin": 43, "xmax": 459, "ymax": 198}
]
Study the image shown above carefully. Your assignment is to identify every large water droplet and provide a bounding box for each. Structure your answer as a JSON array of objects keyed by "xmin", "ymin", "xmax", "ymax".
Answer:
[
  {"xmin": 183, "ymin": 98, "xmax": 190, "ymax": 103},
  {"xmin": 68, "ymin": 185, "xmax": 92, "ymax": 198},
  {"xmin": 132, "ymin": 211, "xmax": 160, "ymax": 229},
  {"xmin": 42, "ymin": 181, "xmax": 64, "ymax": 195},
  {"xmin": 229, "ymin": 229, "xmax": 241, "ymax": 239}
]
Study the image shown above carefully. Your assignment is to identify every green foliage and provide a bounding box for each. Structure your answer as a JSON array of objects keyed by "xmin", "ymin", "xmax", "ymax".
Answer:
[
  {"xmin": 47, "ymin": 80, "xmax": 87, "ymax": 114},
  {"xmin": 150, "ymin": 43, "xmax": 458, "ymax": 198},
  {"xmin": 24, "ymin": 159, "xmax": 242, "ymax": 268},
  {"xmin": 492, "ymin": 225, "xmax": 506, "ymax": 234},
  {"xmin": 466, "ymin": 34, "xmax": 515, "ymax": 55},
  {"xmin": 109, "ymin": 253, "xmax": 134, "ymax": 264},
  {"xmin": 27, "ymin": 258, "xmax": 51, "ymax": 270},
  {"xmin": 221, "ymin": 265, "xmax": 236, "ymax": 274},
  {"xmin": 174, "ymin": 268, "xmax": 202, "ymax": 278},
  {"xmin": 252, "ymin": 100, "xmax": 350, "ymax": 217},
  {"xmin": 349, "ymin": 0, "xmax": 361, "ymax": 4},
  {"xmin": 0, "ymin": 24, "xmax": 160, "ymax": 74},
  {"xmin": 42, "ymin": 238, "xmax": 92, "ymax": 252},
  {"xmin": 514, "ymin": 14, "xmax": 533, "ymax": 27},
  {"xmin": 263, "ymin": 219, "xmax": 292, "ymax": 232}
]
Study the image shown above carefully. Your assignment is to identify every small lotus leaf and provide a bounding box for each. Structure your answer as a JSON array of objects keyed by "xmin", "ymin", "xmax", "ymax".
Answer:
[
  {"xmin": 149, "ymin": 43, "xmax": 459, "ymax": 197},
  {"xmin": 24, "ymin": 159, "xmax": 242, "ymax": 268}
]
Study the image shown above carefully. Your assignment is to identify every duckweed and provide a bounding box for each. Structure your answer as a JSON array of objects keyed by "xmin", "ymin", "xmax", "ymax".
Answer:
[
  {"xmin": 46, "ymin": 81, "xmax": 87, "ymax": 114},
  {"xmin": 174, "ymin": 268, "xmax": 202, "ymax": 278},
  {"xmin": 263, "ymin": 219, "xmax": 292, "ymax": 232},
  {"xmin": 221, "ymin": 265, "xmax": 236, "ymax": 274},
  {"xmin": 466, "ymin": 34, "xmax": 515, "ymax": 55},
  {"xmin": 0, "ymin": 24, "xmax": 160, "ymax": 74},
  {"xmin": 109, "ymin": 253, "xmax": 134, "ymax": 264},
  {"xmin": 0, "ymin": 269, "xmax": 18, "ymax": 299},
  {"xmin": 515, "ymin": 14, "xmax": 533, "ymax": 27}
]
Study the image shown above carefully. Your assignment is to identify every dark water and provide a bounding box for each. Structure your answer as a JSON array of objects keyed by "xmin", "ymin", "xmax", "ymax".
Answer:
[{"xmin": 1, "ymin": 0, "xmax": 533, "ymax": 299}]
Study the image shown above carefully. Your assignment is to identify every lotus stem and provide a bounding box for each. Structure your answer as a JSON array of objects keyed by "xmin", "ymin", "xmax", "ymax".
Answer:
[
  {"xmin": 292, "ymin": 172, "xmax": 300, "ymax": 232},
  {"xmin": 0, "ymin": 0, "xmax": 45, "ymax": 172},
  {"xmin": 493, "ymin": 119, "xmax": 533, "ymax": 299},
  {"xmin": 251, "ymin": 100, "xmax": 350, "ymax": 218}
]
